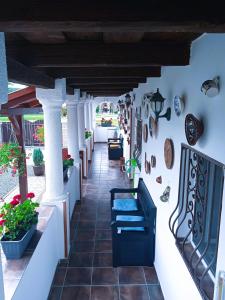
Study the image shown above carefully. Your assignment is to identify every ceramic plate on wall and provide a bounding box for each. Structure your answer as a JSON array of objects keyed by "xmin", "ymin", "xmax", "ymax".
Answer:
[
  {"xmin": 164, "ymin": 138, "xmax": 174, "ymax": 169},
  {"xmin": 173, "ymin": 95, "xmax": 184, "ymax": 117},
  {"xmin": 143, "ymin": 124, "xmax": 148, "ymax": 143},
  {"xmin": 144, "ymin": 103, "xmax": 149, "ymax": 119}
]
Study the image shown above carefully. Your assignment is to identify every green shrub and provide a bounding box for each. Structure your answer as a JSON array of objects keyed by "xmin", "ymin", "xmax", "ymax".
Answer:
[{"xmin": 33, "ymin": 148, "xmax": 44, "ymax": 166}]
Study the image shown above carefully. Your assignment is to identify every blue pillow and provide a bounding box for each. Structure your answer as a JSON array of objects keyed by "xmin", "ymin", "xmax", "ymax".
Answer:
[
  {"xmin": 116, "ymin": 215, "xmax": 145, "ymax": 233},
  {"xmin": 112, "ymin": 198, "xmax": 138, "ymax": 211}
]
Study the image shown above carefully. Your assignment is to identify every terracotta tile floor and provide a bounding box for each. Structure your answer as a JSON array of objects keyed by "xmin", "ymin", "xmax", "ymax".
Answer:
[{"xmin": 48, "ymin": 143, "xmax": 164, "ymax": 300}]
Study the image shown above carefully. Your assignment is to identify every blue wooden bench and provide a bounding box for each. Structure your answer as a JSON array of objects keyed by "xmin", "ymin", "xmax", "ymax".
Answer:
[{"xmin": 110, "ymin": 178, "xmax": 156, "ymax": 267}]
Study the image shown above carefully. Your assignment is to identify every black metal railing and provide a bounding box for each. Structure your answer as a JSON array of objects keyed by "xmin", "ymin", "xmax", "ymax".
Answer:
[{"xmin": 169, "ymin": 144, "xmax": 224, "ymax": 300}]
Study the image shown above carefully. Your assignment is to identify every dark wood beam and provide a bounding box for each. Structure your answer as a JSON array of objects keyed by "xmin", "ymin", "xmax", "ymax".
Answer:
[
  {"xmin": 7, "ymin": 57, "xmax": 55, "ymax": 88},
  {"xmin": 8, "ymin": 42, "xmax": 190, "ymax": 67},
  {"xmin": 67, "ymin": 77, "xmax": 146, "ymax": 85},
  {"xmin": 0, "ymin": 2, "xmax": 225, "ymax": 32},
  {"xmin": 2, "ymin": 93, "xmax": 36, "ymax": 109},
  {"xmin": 42, "ymin": 67, "xmax": 161, "ymax": 78},
  {"xmin": 73, "ymin": 84, "xmax": 138, "ymax": 90},
  {"xmin": 0, "ymin": 107, "xmax": 42, "ymax": 115}
]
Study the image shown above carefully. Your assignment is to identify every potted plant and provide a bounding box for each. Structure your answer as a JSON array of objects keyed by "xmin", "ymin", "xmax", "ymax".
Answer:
[
  {"xmin": 63, "ymin": 155, "xmax": 74, "ymax": 182},
  {"xmin": 33, "ymin": 148, "xmax": 45, "ymax": 176},
  {"xmin": 0, "ymin": 192, "xmax": 39, "ymax": 259},
  {"xmin": 0, "ymin": 143, "xmax": 26, "ymax": 176}
]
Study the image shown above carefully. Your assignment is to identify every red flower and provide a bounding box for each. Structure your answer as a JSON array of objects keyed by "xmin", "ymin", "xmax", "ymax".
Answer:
[
  {"xmin": 26, "ymin": 192, "xmax": 35, "ymax": 199},
  {"xmin": 0, "ymin": 219, "xmax": 6, "ymax": 226},
  {"xmin": 10, "ymin": 199, "xmax": 20, "ymax": 206},
  {"xmin": 13, "ymin": 194, "xmax": 21, "ymax": 202},
  {"xmin": 0, "ymin": 213, "xmax": 4, "ymax": 218}
]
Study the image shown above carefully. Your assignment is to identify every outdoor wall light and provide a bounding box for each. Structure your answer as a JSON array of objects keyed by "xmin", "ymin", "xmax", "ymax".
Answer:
[
  {"xmin": 201, "ymin": 77, "xmax": 220, "ymax": 97},
  {"xmin": 125, "ymin": 94, "xmax": 131, "ymax": 108},
  {"xmin": 149, "ymin": 88, "xmax": 171, "ymax": 122}
]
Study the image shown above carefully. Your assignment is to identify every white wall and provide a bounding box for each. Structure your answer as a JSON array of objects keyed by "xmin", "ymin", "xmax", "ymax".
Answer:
[
  {"xmin": 12, "ymin": 208, "xmax": 60, "ymax": 300},
  {"xmin": 132, "ymin": 34, "xmax": 225, "ymax": 300}
]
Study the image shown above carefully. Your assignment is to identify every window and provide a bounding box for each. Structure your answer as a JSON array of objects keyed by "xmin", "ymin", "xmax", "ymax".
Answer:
[{"xmin": 169, "ymin": 144, "xmax": 224, "ymax": 300}]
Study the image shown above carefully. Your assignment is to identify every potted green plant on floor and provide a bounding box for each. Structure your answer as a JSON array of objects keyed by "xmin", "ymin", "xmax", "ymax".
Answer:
[
  {"xmin": 63, "ymin": 155, "xmax": 74, "ymax": 182},
  {"xmin": 0, "ymin": 192, "xmax": 39, "ymax": 259},
  {"xmin": 33, "ymin": 148, "xmax": 45, "ymax": 176}
]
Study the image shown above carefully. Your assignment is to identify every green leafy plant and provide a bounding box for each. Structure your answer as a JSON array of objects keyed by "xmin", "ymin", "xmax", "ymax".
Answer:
[
  {"xmin": 0, "ymin": 143, "xmax": 26, "ymax": 176},
  {"xmin": 33, "ymin": 148, "xmax": 44, "ymax": 166},
  {"xmin": 0, "ymin": 193, "xmax": 39, "ymax": 241},
  {"xmin": 63, "ymin": 155, "xmax": 74, "ymax": 170},
  {"xmin": 85, "ymin": 130, "xmax": 92, "ymax": 139}
]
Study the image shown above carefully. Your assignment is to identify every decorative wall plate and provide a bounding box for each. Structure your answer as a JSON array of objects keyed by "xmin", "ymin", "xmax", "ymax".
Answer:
[
  {"xmin": 144, "ymin": 103, "xmax": 149, "ymax": 119},
  {"xmin": 143, "ymin": 124, "xmax": 148, "ymax": 143},
  {"xmin": 156, "ymin": 176, "xmax": 162, "ymax": 184},
  {"xmin": 135, "ymin": 107, "xmax": 138, "ymax": 118},
  {"xmin": 151, "ymin": 155, "xmax": 156, "ymax": 168},
  {"xmin": 146, "ymin": 161, "xmax": 151, "ymax": 174},
  {"xmin": 164, "ymin": 138, "xmax": 174, "ymax": 169},
  {"xmin": 185, "ymin": 114, "xmax": 204, "ymax": 145},
  {"xmin": 173, "ymin": 95, "xmax": 184, "ymax": 117},
  {"xmin": 149, "ymin": 116, "xmax": 157, "ymax": 137},
  {"xmin": 142, "ymin": 96, "xmax": 146, "ymax": 107}
]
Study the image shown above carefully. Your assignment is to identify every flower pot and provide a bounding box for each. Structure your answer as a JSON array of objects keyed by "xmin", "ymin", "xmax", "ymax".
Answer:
[
  {"xmin": 1, "ymin": 224, "xmax": 37, "ymax": 259},
  {"xmin": 33, "ymin": 164, "xmax": 45, "ymax": 176}
]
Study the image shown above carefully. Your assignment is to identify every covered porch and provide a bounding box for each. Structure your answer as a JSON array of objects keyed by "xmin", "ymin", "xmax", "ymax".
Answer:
[{"xmin": 1, "ymin": 3, "xmax": 225, "ymax": 300}]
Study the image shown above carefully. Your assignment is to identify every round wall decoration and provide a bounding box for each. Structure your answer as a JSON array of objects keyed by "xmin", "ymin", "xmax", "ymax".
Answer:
[
  {"xmin": 164, "ymin": 138, "xmax": 174, "ymax": 169},
  {"xmin": 144, "ymin": 103, "xmax": 149, "ymax": 119},
  {"xmin": 143, "ymin": 124, "xmax": 148, "ymax": 143},
  {"xmin": 151, "ymin": 155, "xmax": 156, "ymax": 168},
  {"xmin": 149, "ymin": 116, "xmax": 157, "ymax": 137},
  {"xmin": 146, "ymin": 161, "xmax": 151, "ymax": 174},
  {"xmin": 185, "ymin": 114, "xmax": 204, "ymax": 145},
  {"xmin": 173, "ymin": 95, "xmax": 184, "ymax": 117}
]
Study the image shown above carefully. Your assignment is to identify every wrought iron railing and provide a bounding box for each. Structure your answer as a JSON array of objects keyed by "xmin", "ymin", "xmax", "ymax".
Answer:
[{"xmin": 169, "ymin": 144, "xmax": 224, "ymax": 300}]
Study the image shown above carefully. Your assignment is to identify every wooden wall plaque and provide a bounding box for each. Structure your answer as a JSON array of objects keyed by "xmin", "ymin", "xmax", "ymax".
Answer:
[{"xmin": 164, "ymin": 138, "xmax": 174, "ymax": 169}]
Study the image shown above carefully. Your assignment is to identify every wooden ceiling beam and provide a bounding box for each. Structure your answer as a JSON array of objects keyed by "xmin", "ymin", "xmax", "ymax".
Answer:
[
  {"xmin": 67, "ymin": 77, "xmax": 146, "ymax": 85},
  {"xmin": 7, "ymin": 57, "xmax": 55, "ymax": 88},
  {"xmin": 0, "ymin": 2, "xmax": 225, "ymax": 32},
  {"xmin": 71, "ymin": 84, "xmax": 138, "ymax": 90},
  {"xmin": 7, "ymin": 42, "xmax": 190, "ymax": 67},
  {"xmin": 41, "ymin": 67, "xmax": 161, "ymax": 78}
]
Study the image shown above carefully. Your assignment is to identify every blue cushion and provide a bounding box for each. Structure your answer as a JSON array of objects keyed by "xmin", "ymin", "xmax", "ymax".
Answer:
[
  {"xmin": 116, "ymin": 215, "xmax": 145, "ymax": 232},
  {"xmin": 112, "ymin": 198, "xmax": 138, "ymax": 211}
]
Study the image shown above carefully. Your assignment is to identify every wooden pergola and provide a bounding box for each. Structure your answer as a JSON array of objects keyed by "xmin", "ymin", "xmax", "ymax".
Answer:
[
  {"xmin": 2, "ymin": 1, "xmax": 221, "ymax": 96},
  {"xmin": 0, "ymin": 86, "xmax": 42, "ymax": 200}
]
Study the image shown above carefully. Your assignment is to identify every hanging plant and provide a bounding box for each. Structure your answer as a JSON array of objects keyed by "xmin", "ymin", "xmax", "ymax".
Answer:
[
  {"xmin": 0, "ymin": 143, "xmax": 26, "ymax": 176},
  {"xmin": 33, "ymin": 125, "xmax": 44, "ymax": 144}
]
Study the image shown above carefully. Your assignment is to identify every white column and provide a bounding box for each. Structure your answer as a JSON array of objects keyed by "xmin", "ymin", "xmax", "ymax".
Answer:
[
  {"xmin": 66, "ymin": 93, "xmax": 80, "ymax": 164},
  {"xmin": 78, "ymin": 91, "xmax": 88, "ymax": 177},
  {"xmin": 0, "ymin": 32, "xmax": 8, "ymax": 108},
  {"xmin": 85, "ymin": 98, "xmax": 91, "ymax": 130},
  {"xmin": 89, "ymin": 97, "xmax": 94, "ymax": 131},
  {"xmin": 36, "ymin": 79, "xmax": 66, "ymax": 201},
  {"xmin": 0, "ymin": 32, "xmax": 6, "ymax": 300}
]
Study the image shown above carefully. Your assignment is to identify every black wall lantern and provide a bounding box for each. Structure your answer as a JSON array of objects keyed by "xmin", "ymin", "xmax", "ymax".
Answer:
[
  {"xmin": 125, "ymin": 94, "xmax": 131, "ymax": 108},
  {"xmin": 149, "ymin": 88, "xmax": 171, "ymax": 122}
]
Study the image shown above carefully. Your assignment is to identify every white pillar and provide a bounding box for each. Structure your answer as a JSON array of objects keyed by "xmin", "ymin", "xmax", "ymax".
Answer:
[
  {"xmin": 78, "ymin": 91, "xmax": 88, "ymax": 177},
  {"xmin": 85, "ymin": 98, "xmax": 91, "ymax": 130},
  {"xmin": 0, "ymin": 32, "xmax": 8, "ymax": 108},
  {"xmin": 36, "ymin": 79, "xmax": 66, "ymax": 201},
  {"xmin": 66, "ymin": 93, "xmax": 80, "ymax": 164},
  {"xmin": 90, "ymin": 98, "xmax": 94, "ymax": 131},
  {"xmin": 0, "ymin": 32, "xmax": 6, "ymax": 300},
  {"xmin": 66, "ymin": 90, "xmax": 81, "ymax": 201}
]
